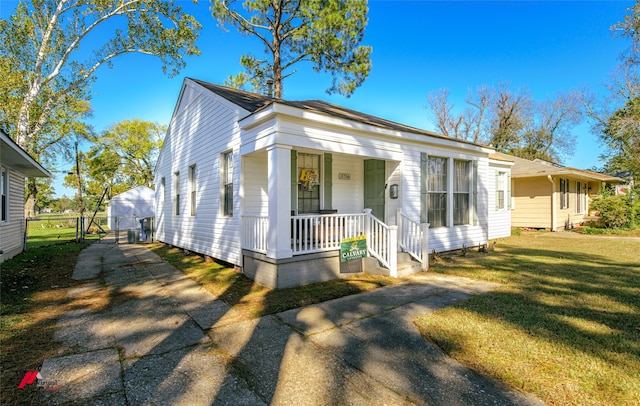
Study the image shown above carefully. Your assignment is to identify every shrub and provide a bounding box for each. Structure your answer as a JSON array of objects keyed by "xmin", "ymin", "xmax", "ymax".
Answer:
[{"xmin": 590, "ymin": 190, "xmax": 639, "ymax": 229}]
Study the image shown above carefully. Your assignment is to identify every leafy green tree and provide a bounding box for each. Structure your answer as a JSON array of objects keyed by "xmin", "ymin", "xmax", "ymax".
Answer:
[
  {"xmin": 601, "ymin": 97, "xmax": 640, "ymax": 182},
  {"xmin": 212, "ymin": 0, "xmax": 372, "ymax": 98},
  {"xmin": 0, "ymin": 0, "xmax": 201, "ymax": 213},
  {"xmin": 86, "ymin": 119, "xmax": 165, "ymax": 194}
]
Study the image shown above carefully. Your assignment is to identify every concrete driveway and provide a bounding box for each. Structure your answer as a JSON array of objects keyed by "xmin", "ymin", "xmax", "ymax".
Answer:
[{"xmin": 37, "ymin": 236, "xmax": 544, "ymax": 405}]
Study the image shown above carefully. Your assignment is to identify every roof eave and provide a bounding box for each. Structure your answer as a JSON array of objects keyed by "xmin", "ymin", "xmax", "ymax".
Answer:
[{"xmin": 0, "ymin": 132, "xmax": 51, "ymax": 177}]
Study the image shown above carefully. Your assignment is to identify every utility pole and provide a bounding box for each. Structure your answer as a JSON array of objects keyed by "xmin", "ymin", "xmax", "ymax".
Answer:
[{"xmin": 75, "ymin": 140, "xmax": 83, "ymax": 215}]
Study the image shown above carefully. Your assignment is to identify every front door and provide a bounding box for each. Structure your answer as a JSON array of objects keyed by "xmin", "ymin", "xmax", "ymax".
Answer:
[{"xmin": 364, "ymin": 159, "xmax": 386, "ymax": 220}]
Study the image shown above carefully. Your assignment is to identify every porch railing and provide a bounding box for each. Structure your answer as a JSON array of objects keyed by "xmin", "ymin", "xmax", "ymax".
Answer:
[
  {"xmin": 242, "ymin": 215, "xmax": 269, "ymax": 254},
  {"xmin": 364, "ymin": 209, "xmax": 398, "ymax": 276},
  {"xmin": 397, "ymin": 210, "xmax": 430, "ymax": 270},
  {"xmin": 241, "ymin": 209, "xmax": 429, "ymax": 276},
  {"xmin": 291, "ymin": 213, "xmax": 367, "ymax": 254}
]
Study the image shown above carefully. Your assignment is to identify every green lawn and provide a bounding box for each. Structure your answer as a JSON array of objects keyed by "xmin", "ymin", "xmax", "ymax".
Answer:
[
  {"xmin": 415, "ymin": 232, "xmax": 640, "ymax": 406},
  {"xmin": 25, "ymin": 214, "xmax": 107, "ymax": 249}
]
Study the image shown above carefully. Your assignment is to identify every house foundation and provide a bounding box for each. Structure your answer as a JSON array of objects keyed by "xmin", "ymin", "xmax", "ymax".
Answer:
[{"xmin": 242, "ymin": 250, "xmax": 360, "ymax": 289}]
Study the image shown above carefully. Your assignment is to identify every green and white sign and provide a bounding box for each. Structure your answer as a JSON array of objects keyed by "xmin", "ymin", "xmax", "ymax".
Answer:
[{"xmin": 340, "ymin": 235, "xmax": 367, "ymax": 262}]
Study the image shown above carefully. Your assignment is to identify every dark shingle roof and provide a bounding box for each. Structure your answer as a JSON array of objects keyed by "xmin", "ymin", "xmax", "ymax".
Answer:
[
  {"xmin": 189, "ymin": 78, "xmax": 471, "ymax": 144},
  {"xmin": 191, "ymin": 78, "xmax": 274, "ymax": 112}
]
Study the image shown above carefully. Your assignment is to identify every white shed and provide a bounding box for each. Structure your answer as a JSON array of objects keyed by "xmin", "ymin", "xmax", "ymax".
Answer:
[{"xmin": 107, "ymin": 186, "xmax": 155, "ymax": 230}]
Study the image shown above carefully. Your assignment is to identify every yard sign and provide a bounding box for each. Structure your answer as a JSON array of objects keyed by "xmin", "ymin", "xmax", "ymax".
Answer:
[{"xmin": 340, "ymin": 235, "xmax": 367, "ymax": 273}]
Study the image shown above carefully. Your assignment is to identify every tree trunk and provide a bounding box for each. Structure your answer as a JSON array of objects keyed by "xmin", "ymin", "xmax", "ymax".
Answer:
[{"xmin": 24, "ymin": 177, "xmax": 38, "ymax": 219}]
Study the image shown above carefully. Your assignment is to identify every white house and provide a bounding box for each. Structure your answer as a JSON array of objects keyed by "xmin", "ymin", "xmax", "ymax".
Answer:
[
  {"xmin": 1, "ymin": 130, "xmax": 51, "ymax": 263},
  {"xmin": 154, "ymin": 78, "xmax": 511, "ymax": 288},
  {"xmin": 107, "ymin": 185, "xmax": 156, "ymax": 230}
]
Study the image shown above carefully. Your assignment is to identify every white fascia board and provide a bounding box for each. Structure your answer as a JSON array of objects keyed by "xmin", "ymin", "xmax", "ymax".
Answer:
[
  {"xmin": 239, "ymin": 115, "xmax": 404, "ymax": 161},
  {"xmin": 0, "ymin": 132, "xmax": 51, "ymax": 177},
  {"xmin": 239, "ymin": 103, "xmax": 493, "ymax": 154}
]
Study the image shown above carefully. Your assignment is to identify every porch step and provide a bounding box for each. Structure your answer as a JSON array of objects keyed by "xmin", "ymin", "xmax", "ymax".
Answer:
[{"xmin": 363, "ymin": 252, "xmax": 422, "ymax": 277}]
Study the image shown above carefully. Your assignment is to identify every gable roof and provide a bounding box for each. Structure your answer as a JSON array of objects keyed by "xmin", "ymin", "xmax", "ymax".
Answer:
[
  {"xmin": 0, "ymin": 130, "xmax": 51, "ymax": 177},
  {"xmin": 189, "ymin": 78, "xmax": 479, "ymax": 146},
  {"xmin": 494, "ymin": 152, "xmax": 624, "ymax": 183},
  {"xmin": 110, "ymin": 186, "xmax": 155, "ymax": 202}
]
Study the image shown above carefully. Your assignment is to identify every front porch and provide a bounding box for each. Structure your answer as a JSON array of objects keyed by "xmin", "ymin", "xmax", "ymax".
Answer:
[{"xmin": 241, "ymin": 209, "xmax": 430, "ymax": 288}]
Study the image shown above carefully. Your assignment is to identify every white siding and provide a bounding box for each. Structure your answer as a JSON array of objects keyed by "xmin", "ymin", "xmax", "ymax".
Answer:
[
  {"xmin": 242, "ymin": 153, "xmax": 269, "ymax": 216},
  {"xmin": 331, "ymin": 154, "xmax": 363, "ymax": 214},
  {"xmin": 0, "ymin": 168, "xmax": 25, "ymax": 262},
  {"xmin": 155, "ymin": 81, "xmax": 246, "ymax": 265}
]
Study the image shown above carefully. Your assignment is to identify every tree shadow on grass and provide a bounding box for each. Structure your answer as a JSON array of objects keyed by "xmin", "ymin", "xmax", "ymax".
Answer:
[{"xmin": 428, "ymin": 243, "xmax": 640, "ymax": 400}]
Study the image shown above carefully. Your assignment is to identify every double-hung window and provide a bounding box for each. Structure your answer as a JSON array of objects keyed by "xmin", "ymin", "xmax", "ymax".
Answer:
[
  {"xmin": 453, "ymin": 160, "xmax": 470, "ymax": 225},
  {"xmin": 222, "ymin": 151, "xmax": 233, "ymax": 216},
  {"xmin": 189, "ymin": 165, "xmax": 196, "ymax": 216},
  {"xmin": 560, "ymin": 178, "xmax": 570, "ymax": 209},
  {"xmin": 1, "ymin": 167, "xmax": 7, "ymax": 222},
  {"xmin": 496, "ymin": 171, "xmax": 506, "ymax": 210},
  {"xmin": 174, "ymin": 172, "xmax": 180, "ymax": 216},
  {"xmin": 159, "ymin": 177, "xmax": 166, "ymax": 203},
  {"xmin": 427, "ymin": 157, "xmax": 448, "ymax": 227}
]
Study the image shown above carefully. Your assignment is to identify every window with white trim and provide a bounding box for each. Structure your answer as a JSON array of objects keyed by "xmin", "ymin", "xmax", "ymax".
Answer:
[
  {"xmin": 189, "ymin": 164, "xmax": 196, "ymax": 216},
  {"xmin": 160, "ymin": 177, "xmax": 165, "ymax": 203},
  {"xmin": 1, "ymin": 167, "xmax": 7, "ymax": 223},
  {"xmin": 496, "ymin": 171, "xmax": 507, "ymax": 210},
  {"xmin": 174, "ymin": 171, "xmax": 180, "ymax": 216},
  {"xmin": 560, "ymin": 178, "xmax": 569, "ymax": 209},
  {"xmin": 427, "ymin": 157, "xmax": 447, "ymax": 227},
  {"xmin": 453, "ymin": 160, "xmax": 470, "ymax": 225},
  {"xmin": 222, "ymin": 151, "xmax": 233, "ymax": 216}
]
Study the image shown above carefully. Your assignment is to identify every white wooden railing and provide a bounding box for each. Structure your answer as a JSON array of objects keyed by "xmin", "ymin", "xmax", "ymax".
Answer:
[
  {"xmin": 242, "ymin": 209, "xmax": 430, "ymax": 276},
  {"xmin": 242, "ymin": 215, "xmax": 269, "ymax": 254},
  {"xmin": 363, "ymin": 209, "xmax": 398, "ymax": 276},
  {"xmin": 291, "ymin": 213, "xmax": 367, "ymax": 254},
  {"xmin": 397, "ymin": 209, "xmax": 430, "ymax": 270}
]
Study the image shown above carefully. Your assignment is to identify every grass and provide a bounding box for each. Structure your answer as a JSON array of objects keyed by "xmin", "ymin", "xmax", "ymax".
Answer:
[
  {"xmin": 414, "ymin": 232, "xmax": 640, "ymax": 406},
  {"xmin": 147, "ymin": 243, "xmax": 400, "ymax": 321},
  {"xmin": 25, "ymin": 214, "xmax": 106, "ymax": 249},
  {"xmin": 0, "ymin": 241, "xmax": 91, "ymax": 405},
  {"xmin": 5, "ymin": 230, "xmax": 638, "ymax": 405},
  {"xmin": 579, "ymin": 226, "xmax": 640, "ymax": 237}
]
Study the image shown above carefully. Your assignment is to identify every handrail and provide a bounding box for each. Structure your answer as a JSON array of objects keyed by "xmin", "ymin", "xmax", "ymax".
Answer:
[
  {"xmin": 397, "ymin": 209, "xmax": 429, "ymax": 270},
  {"xmin": 364, "ymin": 209, "xmax": 398, "ymax": 277}
]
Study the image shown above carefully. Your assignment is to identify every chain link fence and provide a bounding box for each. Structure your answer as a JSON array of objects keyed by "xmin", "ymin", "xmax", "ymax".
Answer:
[{"xmin": 24, "ymin": 215, "xmax": 109, "ymax": 250}]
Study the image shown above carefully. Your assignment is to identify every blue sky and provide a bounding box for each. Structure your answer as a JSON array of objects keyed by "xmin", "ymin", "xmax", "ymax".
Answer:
[{"xmin": 0, "ymin": 0, "xmax": 634, "ymax": 197}]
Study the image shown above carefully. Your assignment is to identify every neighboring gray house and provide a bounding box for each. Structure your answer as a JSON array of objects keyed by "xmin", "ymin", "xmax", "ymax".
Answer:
[
  {"xmin": 154, "ymin": 78, "xmax": 511, "ymax": 288},
  {"xmin": 1, "ymin": 130, "xmax": 51, "ymax": 263}
]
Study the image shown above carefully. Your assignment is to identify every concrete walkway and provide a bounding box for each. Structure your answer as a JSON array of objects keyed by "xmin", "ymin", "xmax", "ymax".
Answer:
[{"xmin": 38, "ymin": 235, "xmax": 544, "ymax": 405}]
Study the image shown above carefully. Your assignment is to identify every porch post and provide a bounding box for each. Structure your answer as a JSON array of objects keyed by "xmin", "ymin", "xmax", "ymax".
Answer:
[
  {"xmin": 421, "ymin": 222, "xmax": 430, "ymax": 271},
  {"xmin": 267, "ymin": 144, "xmax": 293, "ymax": 259},
  {"xmin": 389, "ymin": 225, "xmax": 398, "ymax": 277}
]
